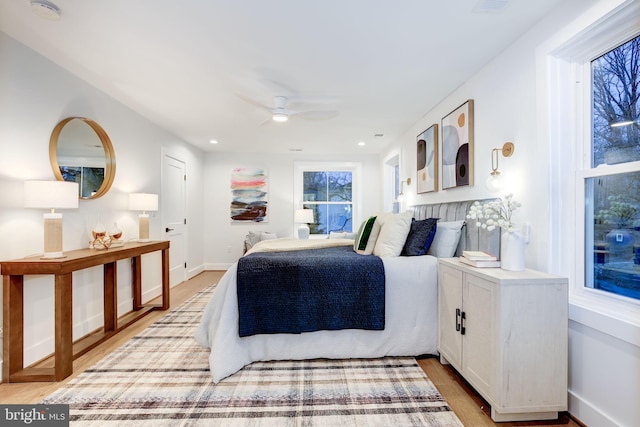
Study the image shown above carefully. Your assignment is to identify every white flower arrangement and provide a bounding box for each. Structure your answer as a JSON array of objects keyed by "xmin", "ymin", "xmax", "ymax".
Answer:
[{"xmin": 466, "ymin": 194, "xmax": 521, "ymax": 232}]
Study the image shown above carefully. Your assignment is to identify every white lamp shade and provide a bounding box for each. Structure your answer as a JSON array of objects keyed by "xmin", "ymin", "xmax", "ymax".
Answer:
[
  {"xmin": 294, "ymin": 209, "xmax": 314, "ymax": 223},
  {"xmin": 24, "ymin": 180, "xmax": 79, "ymax": 209},
  {"xmin": 129, "ymin": 193, "xmax": 158, "ymax": 212}
]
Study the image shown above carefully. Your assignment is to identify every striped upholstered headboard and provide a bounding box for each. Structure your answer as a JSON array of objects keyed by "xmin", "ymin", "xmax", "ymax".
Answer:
[{"xmin": 411, "ymin": 199, "xmax": 500, "ymax": 258}]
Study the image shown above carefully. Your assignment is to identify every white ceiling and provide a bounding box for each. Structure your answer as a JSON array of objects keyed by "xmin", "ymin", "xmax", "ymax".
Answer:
[{"xmin": 0, "ymin": 0, "xmax": 564, "ymax": 154}]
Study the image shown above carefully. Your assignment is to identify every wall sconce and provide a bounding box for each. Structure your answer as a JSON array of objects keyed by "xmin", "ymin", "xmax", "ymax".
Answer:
[
  {"xmin": 294, "ymin": 208, "xmax": 314, "ymax": 239},
  {"xmin": 24, "ymin": 180, "xmax": 79, "ymax": 258},
  {"xmin": 485, "ymin": 142, "xmax": 515, "ymax": 193},
  {"xmin": 129, "ymin": 193, "xmax": 158, "ymax": 242},
  {"xmin": 398, "ymin": 177, "xmax": 412, "ymax": 200}
]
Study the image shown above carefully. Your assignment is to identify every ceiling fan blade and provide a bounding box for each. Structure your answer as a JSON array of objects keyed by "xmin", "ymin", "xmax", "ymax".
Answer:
[
  {"xmin": 236, "ymin": 93, "xmax": 272, "ymax": 113},
  {"xmin": 295, "ymin": 110, "xmax": 340, "ymax": 120},
  {"xmin": 257, "ymin": 78, "xmax": 297, "ymax": 97}
]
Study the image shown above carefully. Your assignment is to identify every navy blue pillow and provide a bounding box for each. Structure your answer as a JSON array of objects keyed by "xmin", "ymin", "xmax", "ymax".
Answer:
[{"xmin": 401, "ymin": 218, "xmax": 438, "ymax": 256}]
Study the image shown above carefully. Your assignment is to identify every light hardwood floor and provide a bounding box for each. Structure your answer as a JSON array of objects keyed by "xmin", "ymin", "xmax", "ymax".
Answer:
[
  {"xmin": 1, "ymin": 271, "xmax": 583, "ymax": 426},
  {"xmin": 0, "ymin": 270, "xmax": 224, "ymax": 404}
]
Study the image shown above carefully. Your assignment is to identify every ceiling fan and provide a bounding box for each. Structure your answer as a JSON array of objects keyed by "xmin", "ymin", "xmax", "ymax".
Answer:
[{"xmin": 239, "ymin": 95, "xmax": 339, "ymax": 123}]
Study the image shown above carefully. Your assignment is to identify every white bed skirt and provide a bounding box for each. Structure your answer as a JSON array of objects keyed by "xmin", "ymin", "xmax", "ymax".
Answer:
[{"xmin": 195, "ymin": 254, "xmax": 439, "ymax": 383}]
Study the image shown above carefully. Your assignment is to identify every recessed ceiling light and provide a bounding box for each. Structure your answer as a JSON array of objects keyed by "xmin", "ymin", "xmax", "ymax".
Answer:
[
  {"xmin": 358, "ymin": 141, "xmax": 366, "ymax": 147},
  {"xmin": 209, "ymin": 139, "xmax": 219, "ymax": 144},
  {"xmin": 30, "ymin": 0, "xmax": 62, "ymax": 21}
]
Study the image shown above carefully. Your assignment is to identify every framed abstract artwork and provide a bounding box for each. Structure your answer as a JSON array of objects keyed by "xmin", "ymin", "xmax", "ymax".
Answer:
[
  {"xmin": 416, "ymin": 124, "xmax": 438, "ymax": 193},
  {"xmin": 230, "ymin": 167, "xmax": 268, "ymax": 222},
  {"xmin": 441, "ymin": 99, "xmax": 474, "ymax": 189}
]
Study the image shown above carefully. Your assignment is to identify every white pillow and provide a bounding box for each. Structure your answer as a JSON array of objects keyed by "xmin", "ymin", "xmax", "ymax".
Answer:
[
  {"xmin": 354, "ymin": 215, "xmax": 383, "ymax": 254},
  {"xmin": 246, "ymin": 231, "xmax": 262, "ymax": 247},
  {"xmin": 260, "ymin": 231, "xmax": 278, "ymax": 241},
  {"xmin": 373, "ymin": 211, "xmax": 413, "ymax": 257},
  {"xmin": 427, "ymin": 220, "xmax": 465, "ymax": 257}
]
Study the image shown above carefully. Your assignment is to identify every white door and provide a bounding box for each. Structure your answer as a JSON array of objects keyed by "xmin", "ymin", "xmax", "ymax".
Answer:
[{"xmin": 162, "ymin": 153, "xmax": 187, "ymax": 287}]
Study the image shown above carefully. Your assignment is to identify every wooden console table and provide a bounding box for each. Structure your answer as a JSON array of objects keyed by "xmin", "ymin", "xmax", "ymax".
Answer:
[{"xmin": 1, "ymin": 241, "xmax": 170, "ymax": 383}]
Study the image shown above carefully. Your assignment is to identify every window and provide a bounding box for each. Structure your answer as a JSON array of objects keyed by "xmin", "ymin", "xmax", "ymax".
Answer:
[
  {"xmin": 547, "ymin": 1, "xmax": 640, "ymax": 338},
  {"xmin": 384, "ymin": 153, "xmax": 400, "ymax": 214},
  {"xmin": 303, "ymin": 171, "xmax": 353, "ymax": 235},
  {"xmin": 392, "ymin": 163, "xmax": 400, "ymax": 214},
  {"xmin": 60, "ymin": 165, "xmax": 105, "ymax": 198},
  {"xmin": 583, "ymin": 34, "xmax": 640, "ymax": 302},
  {"xmin": 294, "ymin": 162, "xmax": 360, "ymax": 237}
]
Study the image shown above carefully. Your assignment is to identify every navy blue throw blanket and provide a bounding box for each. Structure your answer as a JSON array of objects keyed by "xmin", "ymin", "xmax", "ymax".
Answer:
[{"xmin": 237, "ymin": 245, "xmax": 385, "ymax": 337}]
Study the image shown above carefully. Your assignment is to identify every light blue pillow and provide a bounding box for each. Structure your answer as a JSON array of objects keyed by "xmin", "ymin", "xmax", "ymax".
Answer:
[{"xmin": 426, "ymin": 220, "xmax": 465, "ymax": 257}]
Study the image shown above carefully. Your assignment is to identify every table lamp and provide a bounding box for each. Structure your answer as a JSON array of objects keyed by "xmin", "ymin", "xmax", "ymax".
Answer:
[
  {"xmin": 294, "ymin": 208, "xmax": 314, "ymax": 239},
  {"xmin": 129, "ymin": 193, "xmax": 158, "ymax": 242},
  {"xmin": 24, "ymin": 180, "xmax": 79, "ymax": 259}
]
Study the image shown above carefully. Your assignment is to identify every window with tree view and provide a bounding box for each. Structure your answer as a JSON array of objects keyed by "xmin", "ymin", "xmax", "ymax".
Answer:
[
  {"xmin": 586, "ymin": 34, "xmax": 640, "ymax": 301},
  {"xmin": 303, "ymin": 171, "xmax": 352, "ymax": 235}
]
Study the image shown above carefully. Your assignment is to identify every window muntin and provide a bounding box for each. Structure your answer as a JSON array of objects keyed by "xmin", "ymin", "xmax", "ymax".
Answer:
[
  {"xmin": 585, "ymin": 34, "xmax": 640, "ymax": 302},
  {"xmin": 303, "ymin": 171, "xmax": 353, "ymax": 235}
]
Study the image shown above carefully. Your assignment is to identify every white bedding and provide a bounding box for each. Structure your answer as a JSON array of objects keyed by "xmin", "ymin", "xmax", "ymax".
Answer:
[{"xmin": 194, "ymin": 239, "xmax": 439, "ymax": 383}]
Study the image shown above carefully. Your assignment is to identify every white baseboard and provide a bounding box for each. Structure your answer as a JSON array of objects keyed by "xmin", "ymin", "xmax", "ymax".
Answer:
[
  {"xmin": 568, "ymin": 390, "xmax": 620, "ymax": 427},
  {"xmin": 188, "ymin": 264, "xmax": 205, "ymax": 280},
  {"xmin": 205, "ymin": 263, "xmax": 232, "ymax": 271},
  {"xmin": 21, "ymin": 284, "xmax": 163, "ymax": 367},
  {"xmin": 141, "ymin": 284, "xmax": 162, "ymax": 302}
]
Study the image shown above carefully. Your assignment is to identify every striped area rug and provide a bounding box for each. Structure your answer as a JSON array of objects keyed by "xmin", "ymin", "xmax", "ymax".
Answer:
[{"xmin": 42, "ymin": 285, "xmax": 463, "ymax": 426}]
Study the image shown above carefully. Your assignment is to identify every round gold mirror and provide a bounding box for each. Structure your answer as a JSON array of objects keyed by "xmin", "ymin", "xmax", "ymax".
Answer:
[{"xmin": 49, "ymin": 117, "xmax": 116, "ymax": 199}]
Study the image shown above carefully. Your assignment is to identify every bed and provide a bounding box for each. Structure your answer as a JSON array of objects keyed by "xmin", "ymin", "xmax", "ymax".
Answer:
[{"xmin": 195, "ymin": 200, "xmax": 499, "ymax": 383}]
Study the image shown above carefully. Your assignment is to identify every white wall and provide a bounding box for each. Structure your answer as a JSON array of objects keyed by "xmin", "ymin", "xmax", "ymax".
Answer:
[
  {"xmin": 381, "ymin": 12, "xmax": 569, "ymax": 273},
  {"xmin": 0, "ymin": 32, "xmax": 205, "ymax": 366},
  {"xmin": 2, "ymin": 3, "xmax": 638, "ymax": 424},
  {"xmin": 203, "ymin": 151, "xmax": 382, "ymax": 269},
  {"xmin": 381, "ymin": 0, "xmax": 639, "ymax": 425}
]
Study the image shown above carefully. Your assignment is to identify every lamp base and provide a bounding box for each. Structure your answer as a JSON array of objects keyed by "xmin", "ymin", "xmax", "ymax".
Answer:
[
  {"xmin": 41, "ymin": 252, "xmax": 66, "ymax": 259},
  {"xmin": 298, "ymin": 223, "xmax": 310, "ymax": 239},
  {"xmin": 138, "ymin": 214, "xmax": 150, "ymax": 242},
  {"xmin": 43, "ymin": 212, "xmax": 65, "ymax": 259}
]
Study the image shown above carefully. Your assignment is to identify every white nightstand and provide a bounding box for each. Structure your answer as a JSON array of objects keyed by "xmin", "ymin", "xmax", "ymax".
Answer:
[{"xmin": 437, "ymin": 257, "xmax": 568, "ymax": 422}]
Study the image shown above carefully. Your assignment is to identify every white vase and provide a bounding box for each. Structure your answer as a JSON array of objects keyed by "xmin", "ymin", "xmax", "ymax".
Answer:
[{"xmin": 501, "ymin": 230, "xmax": 525, "ymax": 271}]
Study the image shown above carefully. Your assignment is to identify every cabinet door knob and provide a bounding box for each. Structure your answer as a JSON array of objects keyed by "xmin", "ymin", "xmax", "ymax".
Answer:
[
  {"xmin": 461, "ymin": 311, "xmax": 466, "ymax": 335},
  {"xmin": 165, "ymin": 227, "xmax": 174, "ymax": 233},
  {"xmin": 456, "ymin": 308, "xmax": 461, "ymax": 332}
]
